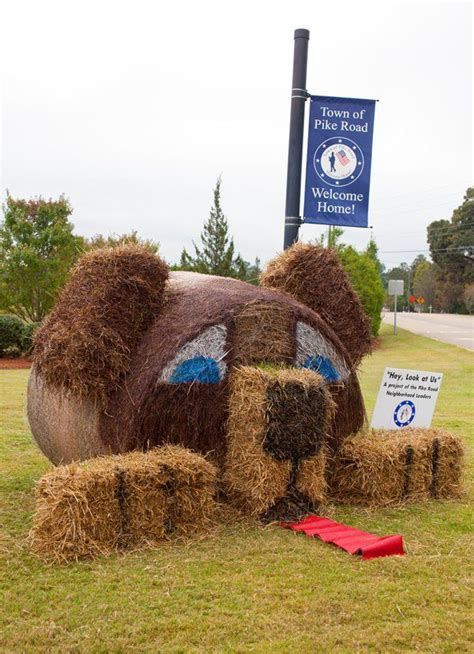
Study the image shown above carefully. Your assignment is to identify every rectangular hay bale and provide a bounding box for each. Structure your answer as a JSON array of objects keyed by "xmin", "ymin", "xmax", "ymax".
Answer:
[
  {"xmin": 29, "ymin": 445, "xmax": 217, "ymax": 561},
  {"xmin": 330, "ymin": 428, "xmax": 464, "ymax": 506}
]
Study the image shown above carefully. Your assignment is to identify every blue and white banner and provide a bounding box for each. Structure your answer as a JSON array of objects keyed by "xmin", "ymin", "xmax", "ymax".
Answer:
[{"xmin": 303, "ymin": 96, "xmax": 376, "ymax": 228}]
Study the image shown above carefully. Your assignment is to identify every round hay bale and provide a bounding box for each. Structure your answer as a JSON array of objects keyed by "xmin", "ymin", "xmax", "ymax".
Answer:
[
  {"xmin": 27, "ymin": 366, "xmax": 111, "ymax": 465},
  {"xmin": 27, "ymin": 253, "xmax": 371, "ymax": 524}
]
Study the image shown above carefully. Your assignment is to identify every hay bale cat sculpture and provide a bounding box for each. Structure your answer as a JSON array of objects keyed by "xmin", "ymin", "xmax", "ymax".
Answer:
[{"xmin": 28, "ymin": 243, "xmax": 373, "ymax": 521}]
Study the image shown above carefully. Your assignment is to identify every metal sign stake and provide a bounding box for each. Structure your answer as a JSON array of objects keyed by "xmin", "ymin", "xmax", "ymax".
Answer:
[
  {"xmin": 388, "ymin": 279, "xmax": 404, "ymax": 336},
  {"xmin": 394, "ymin": 290, "xmax": 398, "ymax": 335}
]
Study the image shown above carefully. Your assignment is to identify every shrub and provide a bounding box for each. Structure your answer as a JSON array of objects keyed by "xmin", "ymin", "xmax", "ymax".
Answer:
[
  {"xmin": 0, "ymin": 315, "xmax": 25, "ymax": 357},
  {"xmin": 337, "ymin": 246, "xmax": 385, "ymax": 337}
]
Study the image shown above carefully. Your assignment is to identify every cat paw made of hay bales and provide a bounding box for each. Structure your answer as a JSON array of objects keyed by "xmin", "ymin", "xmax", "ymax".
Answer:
[
  {"xmin": 30, "ymin": 445, "xmax": 218, "ymax": 562},
  {"xmin": 27, "ymin": 242, "xmax": 463, "ymax": 524},
  {"xmin": 330, "ymin": 428, "xmax": 464, "ymax": 506}
]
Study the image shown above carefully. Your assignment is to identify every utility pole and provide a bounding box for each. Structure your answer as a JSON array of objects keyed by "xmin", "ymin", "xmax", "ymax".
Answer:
[{"xmin": 283, "ymin": 28, "xmax": 310, "ymax": 250}]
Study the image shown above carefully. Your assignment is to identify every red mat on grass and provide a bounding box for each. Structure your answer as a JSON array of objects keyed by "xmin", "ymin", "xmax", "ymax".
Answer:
[{"xmin": 279, "ymin": 516, "xmax": 404, "ymax": 559}]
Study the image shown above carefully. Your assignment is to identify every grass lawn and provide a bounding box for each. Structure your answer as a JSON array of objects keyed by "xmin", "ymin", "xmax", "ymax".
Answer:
[{"xmin": 0, "ymin": 325, "xmax": 472, "ymax": 653}]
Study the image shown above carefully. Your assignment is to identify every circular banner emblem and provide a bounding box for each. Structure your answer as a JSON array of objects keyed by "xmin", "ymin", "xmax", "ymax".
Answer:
[
  {"xmin": 393, "ymin": 400, "xmax": 416, "ymax": 428},
  {"xmin": 313, "ymin": 137, "xmax": 364, "ymax": 187}
]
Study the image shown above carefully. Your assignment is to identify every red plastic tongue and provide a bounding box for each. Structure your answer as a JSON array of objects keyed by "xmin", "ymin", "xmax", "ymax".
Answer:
[{"xmin": 279, "ymin": 515, "xmax": 405, "ymax": 559}]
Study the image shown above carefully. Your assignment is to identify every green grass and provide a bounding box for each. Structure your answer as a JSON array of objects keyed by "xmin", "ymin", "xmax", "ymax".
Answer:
[{"xmin": 0, "ymin": 325, "xmax": 472, "ymax": 653}]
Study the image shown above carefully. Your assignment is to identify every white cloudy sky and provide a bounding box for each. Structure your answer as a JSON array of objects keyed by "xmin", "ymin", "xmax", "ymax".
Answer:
[{"xmin": 1, "ymin": 0, "xmax": 472, "ymax": 270}]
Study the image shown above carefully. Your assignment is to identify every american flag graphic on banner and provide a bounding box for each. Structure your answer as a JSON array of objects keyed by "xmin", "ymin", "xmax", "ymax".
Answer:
[{"xmin": 336, "ymin": 149, "xmax": 350, "ymax": 166}]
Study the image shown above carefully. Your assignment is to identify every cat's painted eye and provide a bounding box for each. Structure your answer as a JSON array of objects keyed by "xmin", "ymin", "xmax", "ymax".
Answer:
[
  {"xmin": 160, "ymin": 325, "xmax": 228, "ymax": 384},
  {"xmin": 295, "ymin": 321, "xmax": 349, "ymax": 382}
]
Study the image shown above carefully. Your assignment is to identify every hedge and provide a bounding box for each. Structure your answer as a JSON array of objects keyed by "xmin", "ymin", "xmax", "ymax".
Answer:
[{"xmin": 0, "ymin": 315, "xmax": 40, "ymax": 357}]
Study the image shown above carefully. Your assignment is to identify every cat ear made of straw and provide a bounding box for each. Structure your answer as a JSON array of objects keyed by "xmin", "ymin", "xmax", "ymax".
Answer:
[
  {"xmin": 260, "ymin": 242, "xmax": 372, "ymax": 367},
  {"xmin": 33, "ymin": 245, "xmax": 169, "ymax": 407}
]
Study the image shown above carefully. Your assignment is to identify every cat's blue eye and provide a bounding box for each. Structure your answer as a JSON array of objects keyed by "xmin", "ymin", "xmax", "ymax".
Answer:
[
  {"xmin": 160, "ymin": 325, "xmax": 228, "ymax": 384},
  {"xmin": 302, "ymin": 355, "xmax": 341, "ymax": 382},
  {"xmin": 295, "ymin": 322, "xmax": 349, "ymax": 382},
  {"xmin": 169, "ymin": 356, "xmax": 222, "ymax": 384}
]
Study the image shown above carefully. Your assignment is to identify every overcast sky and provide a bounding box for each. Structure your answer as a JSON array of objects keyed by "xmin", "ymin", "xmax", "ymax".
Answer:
[{"xmin": 1, "ymin": 1, "xmax": 472, "ymax": 270}]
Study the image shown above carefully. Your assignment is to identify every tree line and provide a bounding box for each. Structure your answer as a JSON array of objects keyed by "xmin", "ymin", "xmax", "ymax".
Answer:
[
  {"xmin": 383, "ymin": 187, "xmax": 473, "ymax": 313},
  {"xmin": 0, "ymin": 179, "xmax": 262, "ymax": 326},
  {"xmin": 2, "ymin": 180, "xmax": 469, "ymax": 356}
]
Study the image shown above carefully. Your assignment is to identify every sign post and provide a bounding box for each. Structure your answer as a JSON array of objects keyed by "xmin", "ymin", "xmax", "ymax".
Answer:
[
  {"xmin": 282, "ymin": 32, "xmax": 377, "ymax": 245},
  {"xmin": 388, "ymin": 279, "xmax": 404, "ymax": 335},
  {"xmin": 283, "ymin": 29, "xmax": 310, "ymax": 250}
]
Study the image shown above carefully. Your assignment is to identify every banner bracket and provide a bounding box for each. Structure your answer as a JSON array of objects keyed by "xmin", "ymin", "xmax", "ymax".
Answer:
[{"xmin": 291, "ymin": 88, "xmax": 310, "ymax": 100}]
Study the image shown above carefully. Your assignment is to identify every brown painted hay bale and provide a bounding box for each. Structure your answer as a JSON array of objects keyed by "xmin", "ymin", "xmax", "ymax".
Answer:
[
  {"xmin": 328, "ymin": 373, "xmax": 367, "ymax": 455},
  {"xmin": 330, "ymin": 429, "xmax": 464, "ymax": 506},
  {"xmin": 223, "ymin": 366, "xmax": 334, "ymax": 517},
  {"xmin": 233, "ymin": 301, "xmax": 294, "ymax": 365},
  {"xmin": 33, "ymin": 245, "xmax": 169, "ymax": 407},
  {"xmin": 260, "ymin": 242, "xmax": 372, "ymax": 367},
  {"xmin": 29, "ymin": 445, "xmax": 217, "ymax": 562}
]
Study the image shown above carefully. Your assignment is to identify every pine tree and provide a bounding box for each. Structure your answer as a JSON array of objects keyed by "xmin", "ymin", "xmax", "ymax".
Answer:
[
  {"xmin": 245, "ymin": 257, "xmax": 263, "ymax": 285},
  {"xmin": 178, "ymin": 177, "xmax": 249, "ymax": 279}
]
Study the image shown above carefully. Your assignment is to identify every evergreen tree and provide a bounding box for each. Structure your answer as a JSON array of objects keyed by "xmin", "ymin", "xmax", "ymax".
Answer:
[
  {"xmin": 177, "ymin": 177, "xmax": 249, "ymax": 279},
  {"xmin": 245, "ymin": 257, "xmax": 263, "ymax": 285}
]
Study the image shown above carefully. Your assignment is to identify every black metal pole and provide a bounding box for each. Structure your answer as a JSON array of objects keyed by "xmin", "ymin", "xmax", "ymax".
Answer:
[{"xmin": 283, "ymin": 28, "xmax": 310, "ymax": 250}]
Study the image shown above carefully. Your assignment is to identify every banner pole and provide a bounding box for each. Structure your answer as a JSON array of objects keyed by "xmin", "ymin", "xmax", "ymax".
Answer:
[{"xmin": 283, "ymin": 28, "xmax": 310, "ymax": 250}]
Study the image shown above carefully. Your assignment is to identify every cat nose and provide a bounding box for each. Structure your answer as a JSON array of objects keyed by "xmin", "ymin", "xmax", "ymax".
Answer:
[
  {"xmin": 224, "ymin": 365, "xmax": 335, "ymax": 519},
  {"xmin": 263, "ymin": 379, "xmax": 328, "ymax": 462}
]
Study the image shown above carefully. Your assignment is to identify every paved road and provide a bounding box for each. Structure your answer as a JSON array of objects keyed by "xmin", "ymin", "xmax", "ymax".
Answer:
[{"xmin": 382, "ymin": 312, "xmax": 474, "ymax": 351}]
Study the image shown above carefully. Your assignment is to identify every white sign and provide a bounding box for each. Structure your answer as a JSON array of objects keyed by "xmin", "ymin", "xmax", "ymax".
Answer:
[
  {"xmin": 388, "ymin": 279, "xmax": 404, "ymax": 295},
  {"xmin": 371, "ymin": 367, "xmax": 443, "ymax": 430}
]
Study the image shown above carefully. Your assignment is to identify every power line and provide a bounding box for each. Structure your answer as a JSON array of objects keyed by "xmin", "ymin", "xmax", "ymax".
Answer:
[
  {"xmin": 373, "ymin": 223, "xmax": 474, "ymax": 240},
  {"xmin": 379, "ymin": 249, "xmax": 431, "ymax": 254}
]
